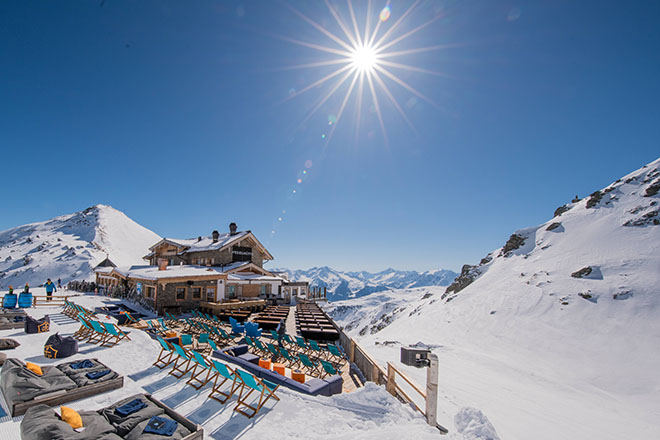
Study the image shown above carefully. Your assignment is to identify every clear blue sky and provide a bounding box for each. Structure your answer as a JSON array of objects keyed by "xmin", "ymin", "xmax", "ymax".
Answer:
[{"xmin": 1, "ymin": 1, "xmax": 658, "ymax": 272}]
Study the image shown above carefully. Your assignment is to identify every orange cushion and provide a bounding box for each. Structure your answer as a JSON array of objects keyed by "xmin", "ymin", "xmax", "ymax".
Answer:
[
  {"xmin": 25, "ymin": 362, "xmax": 43, "ymax": 375},
  {"xmin": 61, "ymin": 406, "xmax": 83, "ymax": 429}
]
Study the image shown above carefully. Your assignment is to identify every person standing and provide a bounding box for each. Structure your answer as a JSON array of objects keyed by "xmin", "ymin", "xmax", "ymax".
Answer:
[
  {"xmin": 276, "ymin": 318, "xmax": 286, "ymax": 349},
  {"xmin": 44, "ymin": 278, "xmax": 56, "ymax": 301},
  {"xmin": 8, "ymin": 285, "xmax": 13, "ymax": 295},
  {"xmin": 23, "ymin": 283, "xmax": 29, "ymax": 294},
  {"xmin": 57, "ymin": 278, "xmax": 62, "ymax": 289}
]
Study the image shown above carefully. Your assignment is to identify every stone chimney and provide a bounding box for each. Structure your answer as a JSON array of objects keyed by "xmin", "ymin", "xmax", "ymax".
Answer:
[
  {"xmin": 197, "ymin": 236, "xmax": 202, "ymax": 242},
  {"xmin": 212, "ymin": 230, "xmax": 219, "ymax": 243},
  {"xmin": 229, "ymin": 222, "xmax": 238, "ymax": 236},
  {"xmin": 158, "ymin": 258, "xmax": 168, "ymax": 271}
]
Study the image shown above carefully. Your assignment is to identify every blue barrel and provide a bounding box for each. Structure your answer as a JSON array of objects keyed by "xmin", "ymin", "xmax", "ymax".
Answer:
[
  {"xmin": 18, "ymin": 292, "xmax": 33, "ymax": 308},
  {"xmin": 3, "ymin": 293, "xmax": 18, "ymax": 309}
]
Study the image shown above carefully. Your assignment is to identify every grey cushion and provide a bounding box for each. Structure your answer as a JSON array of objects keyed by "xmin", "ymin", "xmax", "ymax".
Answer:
[
  {"xmin": 1, "ymin": 358, "xmax": 77, "ymax": 406},
  {"xmin": 100, "ymin": 393, "xmax": 165, "ymax": 437},
  {"xmin": 20, "ymin": 404, "xmax": 117, "ymax": 440},
  {"xmin": 124, "ymin": 415, "xmax": 192, "ymax": 440},
  {"xmin": 68, "ymin": 369, "xmax": 119, "ymax": 387}
]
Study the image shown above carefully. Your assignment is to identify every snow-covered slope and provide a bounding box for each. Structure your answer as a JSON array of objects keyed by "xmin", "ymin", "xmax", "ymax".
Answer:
[
  {"xmin": 326, "ymin": 157, "xmax": 660, "ymax": 440},
  {"xmin": 274, "ymin": 266, "xmax": 457, "ymax": 301},
  {"xmin": 0, "ymin": 205, "xmax": 161, "ymax": 288}
]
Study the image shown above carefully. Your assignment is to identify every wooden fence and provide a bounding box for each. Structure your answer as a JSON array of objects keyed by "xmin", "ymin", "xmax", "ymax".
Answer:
[{"xmin": 0, "ymin": 294, "xmax": 68, "ymax": 307}]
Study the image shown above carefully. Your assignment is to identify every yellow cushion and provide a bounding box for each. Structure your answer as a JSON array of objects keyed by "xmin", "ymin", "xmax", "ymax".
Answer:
[
  {"xmin": 61, "ymin": 406, "xmax": 83, "ymax": 429},
  {"xmin": 25, "ymin": 362, "xmax": 43, "ymax": 375}
]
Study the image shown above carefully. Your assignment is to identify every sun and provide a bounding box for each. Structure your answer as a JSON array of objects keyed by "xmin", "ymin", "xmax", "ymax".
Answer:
[{"xmin": 350, "ymin": 44, "xmax": 378, "ymax": 73}]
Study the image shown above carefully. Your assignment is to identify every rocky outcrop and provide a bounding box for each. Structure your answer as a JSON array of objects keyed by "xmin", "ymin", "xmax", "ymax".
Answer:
[
  {"xmin": 554, "ymin": 204, "xmax": 571, "ymax": 217},
  {"xmin": 500, "ymin": 234, "xmax": 526, "ymax": 257},
  {"xmin": 546, "ymin": 222, "xmax": 561, "ymax": 231},
  {"xmin": 443, "ymin": 264, "xmax": 482, "ymax": 297},
  {"xmin": 645, "ymin": 179, "xmax": 660, "ymax": 197},
  {"xmin": 586, "ymin": 191, "xmax": 603, "ymax": 208},
  {"xmin": 623, "ymin": 210, "xmax": 659, "ymax": 227},
  {"xmin": 571, "ymin": 267, "xmax": 592, "ymax": 278}
]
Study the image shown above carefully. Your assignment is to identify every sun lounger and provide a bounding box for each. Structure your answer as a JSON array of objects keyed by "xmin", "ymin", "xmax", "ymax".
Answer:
[
  {"xmin": 208, "ymin": 360, "xmax": 241, "ymax": 404},
  {"xmin": 169, "ymin": 343, "xmax": 194, "ymax": 378},
  {"xmin": 187, "ymin": 351, "xmax": 214, "ymax": 390}
]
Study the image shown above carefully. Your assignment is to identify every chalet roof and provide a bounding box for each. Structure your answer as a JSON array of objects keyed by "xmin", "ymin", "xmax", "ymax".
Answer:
[
  {"xmin": 119, "ymin": 265, "xmax": 226, "ymax": 281},
  {"xmin": 227, "ymin": 273, "xmax": 284, "ymax": 282},
  {"xmin": 148, "ymin": 230, "xmax": 274, "ymax": 260},
  {"xmin": 95, "ymin": 257, "xmax": 117, "ymax": 268}
]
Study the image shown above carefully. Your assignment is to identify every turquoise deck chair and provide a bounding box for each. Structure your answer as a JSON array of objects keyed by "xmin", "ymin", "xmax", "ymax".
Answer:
[
  {"xmin": 234, "ymin": 369, "xmax": 280, "ymax": 419},
  {"xmin": 298, "ymin": 353, "xmax": 321, "ymax": 376},
  {"xmin": 169, "ymin": 343, "xmax": 193, "ymax": 378},
  {"xmin": 327, "ymin": 343, "xmax": 346, "ymax": 364},
  {"xmin": 319, "ymin": 359, "xmax": 338, "ymax": 378},
  {"xmin": 157, "ymin": 318, "xmax": 169, "ymax": 331},
  {"xmin": 102, "ymin": 322, "xmax": 131, "ymax": 346},
  {"xmin": 294, "ymin": 336, "xmax": 309, "ymax": 354},
  {"xmin": 308, "ymin": 340, "xmax": 325, "ymax": 359},
  {"xmin": 180, "ymin": 334, "xmax": 194, "ymax": 348},
  {"xmin": 154, "ymin": 337, "xmax": 176, "ymax": 369},
  {"xmin": 187, "ymin": 350, "xmax": 213, "ymax": 389},
  {"xmin": 278, "ymin": 346, "xmax": 300, "ymax": 368},
  {"xmin": 88, "ymin": 320, "xmax": 109, "ymax": 345},
  {"xmin": 209, "ymin": 360, "xmax": 241, "ymax": 403}
]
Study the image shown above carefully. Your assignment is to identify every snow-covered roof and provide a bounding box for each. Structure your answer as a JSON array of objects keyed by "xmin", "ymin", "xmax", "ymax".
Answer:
[
  {"xmin": 123, "ymin": 265, "xmax": 226, "ymax": 281},
  {"xmin": 227, "ymin": 273, "xmax": 284, "ymax": 282},
  {"xmin": 148, "ymin": 230, "xmax": 274, "ymax": 260},
  {"xmin": 94, "ymin": 267, "xmax": 114, "ymax": 274}
]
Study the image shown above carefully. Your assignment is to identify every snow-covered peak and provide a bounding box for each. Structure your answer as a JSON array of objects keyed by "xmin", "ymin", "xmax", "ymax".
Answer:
[{"xmin": 0, "ymin": 205, "xmax": 161, "ymax": 288}]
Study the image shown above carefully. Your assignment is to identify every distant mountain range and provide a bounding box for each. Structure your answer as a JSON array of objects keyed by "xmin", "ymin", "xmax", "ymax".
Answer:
[
  {"xmin": 0, "ymin": 205, "xmax": 160, "ymax": 289},
  {"xmin": 272, "ymin": 266, "xmax": 458, "ymax": 301}
]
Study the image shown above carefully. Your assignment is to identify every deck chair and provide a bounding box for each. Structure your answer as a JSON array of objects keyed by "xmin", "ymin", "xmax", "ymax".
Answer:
[
  {"xmin": 229, "ymin": 317, "xmax": 245, "ymax": 335},
  {"xmin": 244, "ymin": 336, "xmax": 260, "ymax": 355},
  {"xmin": 88, "ymin": 320, "xmax": 111, "ymax": 345},
  {"xmin": 102, "ymin": 322, "xmax": 131, "ymax": 346},
  {"xmin": 278, "ymin": 346, "xmax": 300, "ymax": 369},
  {"xmin": 319, "ymin": 359, "xmax": 339, "ymax": 378},
  {"xmin": 298, "ymin": 353, "xmax": 321, "ymax": 376},
  {"xmin": 208, "ymin": 360, "xmax": 241, "ymax": 404},
  {"xmin": 146, "ymin": 320, "xmax": 165, "ymax": 336},
  {"xmin": 73, "ymin": 314, "xmax": 94, "ymax": 340},
  {"xmin": 218, "ymin": 327, "xmax": 239, "ymax": 344},
  {"xmin": 169, "ymin": 343, "xmax": 194, "ymax": 378},
  {"xmin": 294, "ymin": 336, "xmax": 310, "ymax": 354},
  {"xmin": 234, "ymin": 369, "xmax": 280, "ymax": 419},
  {"xmin": 253, "ymin": 338, "xmax": 269, "ymax": 355},
  {"xmin": 282, "ymin": 334, "xmax": 295, "ymax": 347},
  {"xmin": 265, "ymin": 343, "xmax": 281, "ymax": 361},
  {"xmin": 307, "ymin": 340, "xmax": 326, "ymax": 360},
  {"xmin": 180, "ymin": 334, "xmax": 194, "ymax": 349},
  {"xmin": 187, "ymin": 351, "xmax": 214, "ymax": 390},
  {"xmin": 327, "ymin": 343, "xmax": 346, "ymax": 365},
  {"xmin": 269, "ymin": 330, "xmax": 279, "ymax": 340},
  {"xmin": 196, "ymin": 333, "xmax": 210, "ymax": 353},
  {"xmin": 154, "ymin": 337, "xmax": 176, "ymax": 369},
  {"xmin": 157, "ymin": 318, "xmax": 170, "ymax": 332}
]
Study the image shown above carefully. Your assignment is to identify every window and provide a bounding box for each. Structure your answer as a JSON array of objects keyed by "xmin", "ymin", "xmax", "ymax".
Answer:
[
  {"xmin": 260, "ymin": 284, "xmax": 270, "ymax": 295},
  {"xmin": 191, "ymin": 287, "xmax": 202, "ymax": 300},
  {"xmin": 206, "ymin": 287, "xmax": 216, "ymax": 302},
  {"xmin": 232, "ymin": 246, "xmax": 252, "ymax": 262},
  {"xmin": 210, "ymin": 258, "xmax": 215, "ymax": 265},
  {"xmin": 176, "ymin": 287, "xmax": 186, "ymax": 301},
  {"xmin": 146, "ymin": 286, "xmax": 154, "ymax": 298},
  {"xmin": 227, "ymin": 285, "xmax": 236, "ymax": 299}
]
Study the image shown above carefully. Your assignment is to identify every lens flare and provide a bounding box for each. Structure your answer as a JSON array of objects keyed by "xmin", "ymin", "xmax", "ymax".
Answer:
[
  {"xmin": 350, "ymin": 45, "xmax": 378, "ymax": 72},
  {"xmin": 380, "ymin": 5, "xmax": 391, "ymax": 22}
]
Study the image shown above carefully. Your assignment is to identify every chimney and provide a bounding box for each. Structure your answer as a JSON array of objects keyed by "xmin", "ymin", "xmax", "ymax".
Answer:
[
  {"xmin": 197, "ymin": 236, "xmax": 202, "ymax": 242},
  {"xmin": 229, "ymin": 222, "xmax": 238, "ymax": 236},
  {"xmin": 158, "ymin": 258, "xmax": 168, "ymax": 271},
  {"xmin": 212, "ymin": 230, "xmax": 219, "ymax": 243}
]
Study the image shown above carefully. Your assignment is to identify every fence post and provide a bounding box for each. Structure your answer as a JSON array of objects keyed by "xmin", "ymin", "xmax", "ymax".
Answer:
[
  {"xmin": 386, "ymin": 362, "xmax": 396, "ymax": 396},
  {"xmin": 426, "ymin": 353, "xmax": 439, "ymax": 428},
  {"xmin": 349, "ymin": 339, "xmax": 355, "ymax": 363}
]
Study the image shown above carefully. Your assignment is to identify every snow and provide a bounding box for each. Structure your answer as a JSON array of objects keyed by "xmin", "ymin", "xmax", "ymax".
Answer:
[
  {"xmin": 0, "ymin": 205, "xmax": 161, "ymax": 288},
  {"xmin": 113, "ymin": 265, "xmax": 225, "ymax": 281},
  {"xmin": 326, "ymin": 158, "xmax": 660, "ymax": 440},
  {"xmin": 0, "ymin": 290, "xmax": 438, "ymax": 439},
  {"xmin": 153, "ymin": 232, "xmax": 249, "ymax": 254}
]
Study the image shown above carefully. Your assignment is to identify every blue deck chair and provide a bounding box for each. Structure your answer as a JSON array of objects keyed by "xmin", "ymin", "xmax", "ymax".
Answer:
[
  {"xmin": 278, "ymin": 346, "xmax": 300, "ymax": 368},
  {"xmin": 307, "ymin": 340, "xmax": 326, "ymax": 360},
  {"xmin": 73, "ymin": 314, "xmax": 93, "ymax": 340},
  {"xmin": 245, "ymin": 322, "xmax": 262, "ymax": 338},
  {"xmin": 180, "ymin": 334, "xmax": 194, "ymax": 349},
  {"xmin": 187, "ymin": 351, "xmax": 214, "ymax": 389},
  {"xmin": 169, "ymin": 343, "xmax": 194, "ymax": 378},
  {"xmin": 229, "ymin": 317, "xmax": 245, "ymax": 335},
  {"xmin": 327, "ymin": 343, "xmax": 346, "ymax": 364},
  {"xmin": 294, "ymin": 336, "xmax": 310, "ymax": 354},
  {"xmin": 154, "ymin": 337, "xmax": 176, "ymax": 369},
  {"xmin": 88, "ymin": 320, "xmax": 110, "ymax": 345},
  {"xmin": 157, "ymin": 318, "xmax": 169, "ymax": 331},
  {"xmin": 298, "ymin": 353, "xmax": 321, "ymax": 376},
  {"xmin": 234, "ymin": 369, "xmax": 280, "ymax": 419},
  {"xmin": 102, "ymin": 322, "xmax": 131, "ymax": 346},
  {"xmin": 319, "ymin": 359, "xmax": 339, "ymax": 378},
  {"xmin": 208, "ymin": 360, "xmax": 241, "ymax": 404}
]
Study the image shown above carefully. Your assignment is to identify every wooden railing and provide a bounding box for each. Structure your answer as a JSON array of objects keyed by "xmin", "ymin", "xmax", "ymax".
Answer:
[
  {"xmin": 33, "ymin": 295, "xmax": 68, "ymax": 307},
  {"xmin": 336, "ymin": 325, "xmax": 447, "ymax": 433}
]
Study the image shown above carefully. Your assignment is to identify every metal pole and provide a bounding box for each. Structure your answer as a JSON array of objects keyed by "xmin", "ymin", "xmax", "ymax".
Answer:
[{"xmin": 426, "ymin": 353, "xmax": 439, "ymax": 428}]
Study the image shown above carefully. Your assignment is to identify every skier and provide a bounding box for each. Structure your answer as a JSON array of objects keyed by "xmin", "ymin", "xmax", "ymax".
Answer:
[
  {"xmin": 57, "ymin": 278, "xmax": 62, "ymax": 289},
  {"xmin": 44, "ymin": 278, "xmax": 56, "ymax": 301}
]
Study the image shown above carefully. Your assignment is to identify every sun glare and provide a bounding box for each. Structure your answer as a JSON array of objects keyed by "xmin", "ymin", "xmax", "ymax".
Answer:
[
  {"xmin": 282, "ymin": 0, "xmax": 448, "ymax": 143},
  {"xmin": 350, "ymin": 45, "xmax": 378, "ymax": 73}
]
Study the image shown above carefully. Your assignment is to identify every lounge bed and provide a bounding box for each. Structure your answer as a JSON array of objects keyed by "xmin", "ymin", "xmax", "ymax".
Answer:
[
  {"xmin": 21, "ymin": 393, "xmax": 203, "ymax": 440},
  {"xmin": 0, "ymin": 309, "xmax": 27, "ymax": 330},
  {"xmin": 1, "ymin": 358, "xmax": 124, "ymax": 416}
]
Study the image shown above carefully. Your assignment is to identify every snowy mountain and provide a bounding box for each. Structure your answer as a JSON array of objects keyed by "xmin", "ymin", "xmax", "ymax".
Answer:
[
  {"xmin": 273, "ymin": 266, "xmax": 457, "ymax": 301},
  {"xmin": 325, "ymin": 157, "xmax": 660, "ymax": 440},
  {"xmin": 0, "ymin": 205, "xmax": 161, "ymax": 288}
]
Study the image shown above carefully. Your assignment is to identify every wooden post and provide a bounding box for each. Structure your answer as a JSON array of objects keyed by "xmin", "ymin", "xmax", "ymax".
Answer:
[
  {"xmin": 426, "ymin": 353, "xmax": 439, "ymax": 428},
  {"xmin": 386, "ymin": 362, "xmax": 396, "ymax": 396},
  {"xmin": 349, "ymin": 338, "xmax": 356, "ymax": 363}
]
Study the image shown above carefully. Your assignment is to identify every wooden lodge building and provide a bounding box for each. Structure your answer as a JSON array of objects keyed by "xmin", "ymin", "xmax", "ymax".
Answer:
[{"xmin": 94, "ymin": 223, "xmax": 308, "ymax": 314}]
